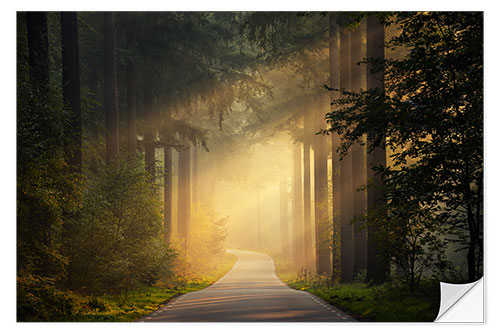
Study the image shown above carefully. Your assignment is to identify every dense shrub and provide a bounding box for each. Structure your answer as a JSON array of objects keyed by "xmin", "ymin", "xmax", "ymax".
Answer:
[
  {"xmin": 17, "ymin": 275, "xmax": 76, "ymax": 321},
  {"xmin": 65, "ymin": 155, "xmax": 175, "ymax": 294}
]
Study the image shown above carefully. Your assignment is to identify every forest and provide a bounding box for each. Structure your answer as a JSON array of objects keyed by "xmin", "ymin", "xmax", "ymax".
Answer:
[{"xmin": 16, "ymin": 11, "xmax": 483, "ymax": 322}]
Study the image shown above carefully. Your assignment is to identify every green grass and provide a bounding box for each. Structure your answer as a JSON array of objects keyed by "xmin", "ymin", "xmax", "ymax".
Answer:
[
  {"xmin": 274, "ymin": 261, "xmax": 440, "ymax": 322},
  {"xmin": 68, "ymin": 253, "xmax": 237, "ymax": 322}
]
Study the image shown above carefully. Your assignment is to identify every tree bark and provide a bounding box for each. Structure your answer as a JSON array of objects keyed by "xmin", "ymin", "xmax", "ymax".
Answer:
[
  {"xmin": 365, "ymin": 14, "xmax": 389, "ymax": 284},
  {"xmin": 126, "ymin": 31, "xmax": 137, "ymax": 155},
  {"xmin": 103, "ymin": 12, "xmax": 119, "ymax": 164},
  {"xmin": 350, "ymin": 23, "xmax": 367, "ymax": 275},
  {"xmin": 143, "ymin": 75, "xmax": 155, "ymax": 179},
  {"xmin": 256, "ymin": 185, "xmax": 262, "ymax": 249},
  {"xmin": 303, "ymin": 138, "xmax": 313, "ymax": 270},
  {"xmin": 192, "ymin": 144, "xmax": 198, "ymax": 205},
  {"xmin": 26, "ymin": 11, "xmax": 50, "ymax": 275},
  {"xmin": 61, "ymin": 12, "xmax": 82, "ymax": 173},
  {"xmin": 313, "ymin": 96, "xmax": 331, "ymax": 275},
  {"xmin": 339, "ymin": 22, "xmax": 354, "ymax": 283},
  {"xmin": 329, "ymin": 12, "xmax": 341, "ymax": 282},
  {"xmin": 27, "ymin": 12, "xmax": 49, "ymax": 92},
  {"xmin": 177, "ymin": 136, "xmax": 191, "ymax": 250},
  {"xmin": 164, "ymin": 143, "xmax": 172, "ymax": 244},
  {"xmin": 292, "ymin": 143, "xmax": 304, "ymax": 267},
  {"xmin": 280, "ymin": 171, "xmax": 290, "ymax": 258}
]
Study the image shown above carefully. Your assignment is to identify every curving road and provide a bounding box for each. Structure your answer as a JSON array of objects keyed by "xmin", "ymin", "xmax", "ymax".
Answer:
[{"xmin": 138, "ymin": 249, "xmax": 355, "ymax": 322}]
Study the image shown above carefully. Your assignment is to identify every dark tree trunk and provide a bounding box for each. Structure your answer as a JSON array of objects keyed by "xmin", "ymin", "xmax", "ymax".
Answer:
[
  {"xmin": 314, "ymin": 96, "xmax": 331, "ymax": 275},
  {"xmin": 365, "ymin": 14, "xmax": 389, "ymax": 284},
  {"xmin": 143, "ymin": 75, "xmax": 155, "ymax": 180},
  {"xmin": 329, "ymin": 12, "xmax": 341, "ymax": 282},
  {"xmin": 126, "ymin": 32, "xmax": 137, "ymax": 155},
  {"xmin": 192, "ymin": 144, "xmax": 198, "ymax": 204},
  {"xmin": 177, "ymin": 137, "xmax": 191, "ymax": 250},
  {"xmin": 60, "ymin": 12, "xmax": 82, "ymax": 288},
  {"xmin": 27, "ymin": 12, "xmax": 49, "ymax": 92},
  {"xmin": 103, "ymin": 12, "xmax": 119, "ymax": 164},
  {"xmin": 292, "ymin": 143, "xmax": 304, "ymax": 267},
  {"xmin": 280, "ymin": 172, "xmax": 290, "ymax": 257},
  {"xmin": 61, "ymin": 12, "xmax": 82, "ymax": 173},
  {"xmin": 26, "ymin": 11, "xmax": 51, "ymax": 275},
  {"xmin": 303, "ymin": 138, "xmax": 313, "ymax": 270},
  {"xmin": 339, "ymin": 23, "xmax": 354, "ymax": 283},
  {"xmin": 350, "ymin": 23, "xmax": 367, "ymax": 275},
  {"xmin": 164, "ymin": 143, "xmax": 172, "ymax": 244}
]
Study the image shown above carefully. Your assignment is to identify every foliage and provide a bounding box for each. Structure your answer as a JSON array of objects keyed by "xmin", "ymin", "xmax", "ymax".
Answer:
[
  {"xmin": 326, "ymin": 12, "xmax": 483, "ymax": 282},
  {"xmin": 66, "ymin": 155, "xmax": 175, "ymax": 294},
  {"xmin": 172, "ymin": 203, "xmax": 228, "ymax": 280},
  {"xmin": 17, "ymin": 12, "xmax": 82, "ymax": 279},
  {"xmin": 59, "ymin": 254, "xmax": 236, "ymax": 322},
  {"xmin": 365, "ymin": 203, "xmax": 450, "ymax": 290},
  {"xmin": 276, "ymin": 263, "xmax": 440, "ymax": 322},
  {"xmin": 17, "ymin": 275, "xmax": 77, "ymax": 321}
]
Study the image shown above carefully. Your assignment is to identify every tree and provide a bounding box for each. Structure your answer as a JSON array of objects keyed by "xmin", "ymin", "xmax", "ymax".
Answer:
[
  {"xmin": 280, "ymin": 171, "xmax": 290, "ymax": 257},
  {"xmin": 366, "ymin": 13, "xmax": 389, "ymax": 284},
  {"xmin": 350, "ymin": 21, "xmax": 367, "ymax": 275},
  {"xmin": 178, "ymin": 135, "xmax": 191, "ymax": 250},
  {"xmin": 126, "ymin": 30, "xmax": 137, "ymax": 155},
  {"xmin": 61, "ymin": 12, "xmax": 82, "ymax": 172},
  {"xmin": 327, "ymin": 12, "xmax": 483, "ymax": 283},
  {"xmin": 329, "ymin": 12, "xmax": 342, "ymax": 282},
  {"xmin": 302, "ymin": 115, "xmax": 313, "ymax": 269},
  {"xmin": 339, "ymin": 19, "xmax": 354, "ymax": 283},
  {"xmin": 164, "ymin": 143, "xmax": 173, "ymax": 244},
  {"xmin": 292, "ymin": 142, "xmax": 304, "ymax": 266},
  {"xmin": 143, "ymin": 74, "xmax": 155, "ymax": 180},
  {"xmin": 103, "ymin": 12, "xmax": 119, "ymax": 164},
  {"xmin": 27, "ymin": 12, "xmax": 49, "ymax": 93},
  {"xmin": 313, "ymin": 95, "xmax": 331, "ymax": 275}
]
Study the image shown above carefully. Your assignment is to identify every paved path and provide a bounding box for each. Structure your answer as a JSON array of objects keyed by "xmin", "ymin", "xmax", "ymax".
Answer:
[{"xmin": 139, "ymin": 249, "xmax": 356, "ymax": 322}]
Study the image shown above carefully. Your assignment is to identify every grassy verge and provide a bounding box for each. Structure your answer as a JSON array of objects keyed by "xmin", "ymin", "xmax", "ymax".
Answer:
[
  {"xmin": 274, "ymin": 260, "xmax": 440, "ymax": 322},
  {"xmin": 68, "ymin": 253, "xmax": 237, "ymax": 322}
]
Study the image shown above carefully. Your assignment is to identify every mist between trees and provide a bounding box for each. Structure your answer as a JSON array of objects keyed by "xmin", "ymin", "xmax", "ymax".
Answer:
[{"xmin": 17, "ymin": 11, "xmax": 482, "ymax": 321}]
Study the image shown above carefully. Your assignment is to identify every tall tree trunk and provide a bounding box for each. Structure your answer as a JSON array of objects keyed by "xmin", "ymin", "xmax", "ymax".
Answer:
[
  {"xmin": 26, "ymin": 11, "xmax": 50, "ymax": 275},
  {"xmin": 126, "ymin": 32, "xmax": 137, "ymax": 155},
  {"xmin": 329, "ymin": 12, "xmax": 341, "ymax": 282},
  {"xmin": 339, "ymin": 23, "xmax": 354, "ymax": 283},
  {"xmin": 313, "ymin": 96, "xmax": 331, "ymax": 275},
  {"xmin": 280, "ymin": 171, "xmax": 290, "ymax": 258},
  {"xmin": 143, "ymin": 75, "xmax": 155, "ymax": 179},
  {"xmin": 27, "ymin": 12, "xmax": 49, "ymax": 93},
  {"xmin": 256, "ymin": 185, "xmax": 262, "ymax": 249},
  {"xmin": 103, "ymin": 12, "xmax": 119, "ymax": 164},
  {"xmin": 192, "ymin": 144, "xmax": 198, "ymax": 205},
  {"xmin": 365, "ymin": 14, "xmax": 389, "ymax": 284},
  {"xmin": 177, "ymin": 136, "xmax": 191, "ymax": 250},
  {"xmin": 292, "ymin": 143, "xmax": 304, "ymax": 267},
  {"xmin": 164, "ymin": 142, "xmax": 172, "ymax": 244},
  {"xmin": 61, "ymin": 12, "xmax": 82, "ymax": 173},
  {"xmin": 303, "ymin": 138, "xmax": 313, "ymax": 270},
  {"xmin": 60, "ymin": 12, "xmax": 82, "ymax": 287},
  {"xmin": 350, "ymin": 22, "xmax": 367, "ymax": 275}
]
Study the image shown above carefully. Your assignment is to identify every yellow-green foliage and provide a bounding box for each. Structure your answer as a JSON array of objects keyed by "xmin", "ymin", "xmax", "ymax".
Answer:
[
  {"xmin": 172, "ymin": 203, "xmax": 228, "ymax": 281},
  {"xmin": 68, "ymin": 253, "xmax": 237, "ymax": 322},
  {"xmin": 274, "ymin": 259, "xmax": 440, "ymax": 322}
]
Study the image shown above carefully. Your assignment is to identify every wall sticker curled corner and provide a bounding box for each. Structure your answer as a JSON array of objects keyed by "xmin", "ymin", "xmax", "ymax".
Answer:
[{"xmin": 434, "ymin": 277, "xmax": 484, "ymax": 323}]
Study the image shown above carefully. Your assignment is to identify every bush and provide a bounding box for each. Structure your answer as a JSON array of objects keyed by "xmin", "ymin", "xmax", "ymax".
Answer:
[
  {"xmin": 17, "ymin": 275, "xmax": 76, "ymax": 321},
  {"xmin": 66, "ymin": 155, "xmax": 175, "ymax": 294}
]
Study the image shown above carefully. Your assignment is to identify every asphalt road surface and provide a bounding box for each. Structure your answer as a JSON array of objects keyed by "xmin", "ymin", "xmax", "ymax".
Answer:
[{"xmin": 138, "ymin": 249, "xmax": 356, "ymax": 322}]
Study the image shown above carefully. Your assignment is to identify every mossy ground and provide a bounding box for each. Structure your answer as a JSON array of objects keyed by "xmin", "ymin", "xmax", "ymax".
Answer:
[
  {"xmin": 275, "ymin": 262, "xmax": 440, "ymax": 322},
  {"xmin": 67, "ymin": 253, "xmax": 237, "ymax": 322}
]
